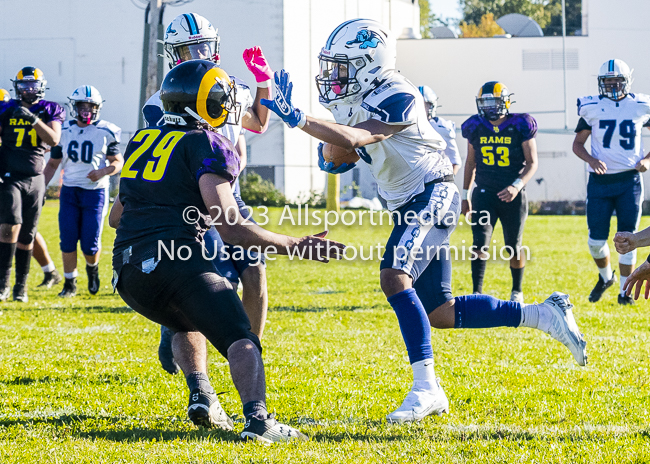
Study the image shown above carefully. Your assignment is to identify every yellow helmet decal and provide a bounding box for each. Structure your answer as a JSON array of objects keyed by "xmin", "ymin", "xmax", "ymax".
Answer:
[
  {"xmin": 0, "ymin": 89, "xmax": 10, "ymax": 102},
  {"xmin": 197, "ymin": 67, "xmax": 231, "ymax": 127},
  {"xmin": 16, "ymin": 69, "xmax": 24, "ymax": 80},
  {"xmin": 33, "ymin": 68, "xmax": 43, "ymax": 80}
]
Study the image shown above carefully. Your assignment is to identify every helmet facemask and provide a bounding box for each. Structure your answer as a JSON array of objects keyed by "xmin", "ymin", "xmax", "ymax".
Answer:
[
  {"xmin": 73, "ymin": 101, "xmax": 100, "ymax": 124},
  {"xmin": 598, "ymin": 76, "xmax": 629, "ymax": 101},
  {"xmin": 165, "ymin": 37, "xmax": 220, "ymax": 68},
  {"xmin": 15, "ymin": 80, "xmax": 46, "ymax": 105},
  {"xmin": 316, "ymin": 54, "xmax": 365, "ymax": 104},
  {"xmin": 477, "ymin": 95, "xmax": 509, "ymax": 121}
]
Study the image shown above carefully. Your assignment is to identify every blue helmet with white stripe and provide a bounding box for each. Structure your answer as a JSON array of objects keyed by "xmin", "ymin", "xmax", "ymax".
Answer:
[
  {"xmin": 163, "ymin": 13, "xmax": 220, "ymax": 68},
  {"xmin": 598, "ymin": 59, "xmax": 633, "ymax": 101},
  {"xmin": 68, "ymin": 85, "xmax": 103, "ymax": 124},
  {"xmin": 317, "ymin": 19, "xmax": 396, "ymax": 105}
]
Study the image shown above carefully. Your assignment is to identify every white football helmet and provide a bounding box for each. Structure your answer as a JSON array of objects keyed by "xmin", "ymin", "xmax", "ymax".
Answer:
[
  {"xmin": 68, "ymin": 85, "xmax": 103, "ymax": 123},
  {"xmin": 418, "ymin": 85, "xmax": 438, "ymax": 119},
  {"xmin": 317, "ymin": 19, "xmax": 396, "ymax": 105},
  {"xmin": 598, "ymin": 59, "xmax": 633, "ymax": 100},
  {"xmin": 163, "ymin": 13, "xmax": 220, "ymax": 68}
]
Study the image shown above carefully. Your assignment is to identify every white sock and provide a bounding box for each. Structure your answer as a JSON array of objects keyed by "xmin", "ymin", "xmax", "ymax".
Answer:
[
  {"xmin": 598, "ymin": 265, "xmax": 613, "ymax": 282},
  {"xmin": 64, "ymin": 270, "xmax": 78, "ymax": 279},
  {"xmin": 620, "ymin": 275, "xmax": 628, "ymax": 296},
  {"xmin": 411, "ymin": 359, "xmax": 436, "ymax": 384},
  {"xmin": 520, "ymin": 303, "xmax": 540, "ymax": 329},
  {"xmin": 41, "ymin": 262, "xmax": 55, "ymax": 273},
  {"xmin": 86, "ymin": 262, "xmax": 98, "ymax": 268}
]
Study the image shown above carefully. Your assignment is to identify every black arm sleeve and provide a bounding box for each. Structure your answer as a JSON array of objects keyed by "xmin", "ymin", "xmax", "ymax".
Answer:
[
  {"xmin": 50, "ymin": 145, "xmax": 63, "ymax": 159},
  {"xmin": 574, "ymin": 117, "xmax": 591, "ymax": 133},
  {"xmin": 106, "ymin": 141, "xmax": 121, "ymax": 157}
]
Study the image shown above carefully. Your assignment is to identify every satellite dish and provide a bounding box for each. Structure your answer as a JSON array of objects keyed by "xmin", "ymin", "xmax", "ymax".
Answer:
[
  {"xmin": 430, "ymin": 26, "xmax": 458, "ymax": 39},
  {"xmin": 497, "ymin": 13, "xmax": 543, "ymax": 37}
]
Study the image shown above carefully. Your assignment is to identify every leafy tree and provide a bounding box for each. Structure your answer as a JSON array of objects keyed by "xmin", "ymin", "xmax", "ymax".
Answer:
[
  {"xmin": 419, "ymin": 0, "xmax": 437, "ymax": 38},
  {"xmin": 459, "ymin": 0, "xmax": 583, "ymax": 36},
  {"xmin": 459, "ymin": 12, "xmax": 506, "ymax": 37}
]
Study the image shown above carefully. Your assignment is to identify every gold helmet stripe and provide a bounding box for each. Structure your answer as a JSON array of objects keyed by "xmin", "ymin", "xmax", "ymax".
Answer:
[
  {"xmin": 16, "ymin": 69, "xmax": 24, "ymax": 80},
  {"xmin": 197, "ymin": 67, "xmax": 230, "ymax": 127}
]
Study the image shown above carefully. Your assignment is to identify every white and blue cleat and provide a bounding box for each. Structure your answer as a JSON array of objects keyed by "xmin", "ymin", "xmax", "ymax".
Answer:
[{"xmin": 540, "ymin": 292, "xmax": 588, "ymax": 366}]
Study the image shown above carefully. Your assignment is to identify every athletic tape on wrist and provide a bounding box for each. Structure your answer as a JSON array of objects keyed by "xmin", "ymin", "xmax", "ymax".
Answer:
[
  {"xmin": 296, "ymin": 111, "xmax": 306, "ymax": 129},
  {"xmin": 511, "ymin": 178, "xmax": 524, "ymax": 191},
  {"xmin": 257, "ymin": 79, "xmax": 273, "ymax": 89},
  {"xmin": 462, "ymin": 189, "xmax": 469, "ymax": 200}
]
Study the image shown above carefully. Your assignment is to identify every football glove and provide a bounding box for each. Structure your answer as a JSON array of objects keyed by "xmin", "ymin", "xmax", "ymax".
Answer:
[
  {"xmin": 260, "ymin": 70, "xmax": 306, "ymax": 128},
  {"xmin": 13, "ymin": 105, "xmax": 39, "ymax": 125},
  {"xmin": 317, "ymin": 142, "xmax": 356, "ymax": 174},
  {"xmin": 243, "ymin": 46, "xmax": 273, "ymax": 84}
]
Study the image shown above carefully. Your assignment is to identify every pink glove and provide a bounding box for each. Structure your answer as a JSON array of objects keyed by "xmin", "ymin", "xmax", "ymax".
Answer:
[{"xmin": 243, "ymin": 46, "xmax": 273, "ymax": 84}]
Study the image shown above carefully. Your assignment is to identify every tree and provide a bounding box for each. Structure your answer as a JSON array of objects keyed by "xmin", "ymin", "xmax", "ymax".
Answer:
[
  {"xmin": 419, "ymin": 0, "xmax": 436, "ymax": 38},
  {"xmin": 459, "ymin": 12, "xmax": 506, "ymax": 37},
  {"xmin": 459, "ymin": 0, "xmax": 583, "ymax": 36}
]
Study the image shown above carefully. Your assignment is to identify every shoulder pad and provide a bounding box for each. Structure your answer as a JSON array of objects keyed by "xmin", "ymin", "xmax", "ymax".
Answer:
[
  {"xmin": 144, "ymin": 90, "xmax": 163, "ymax": 110},
  {"xmin": 461, "ymin": 115, "xmax": 482, "ymax": 139},
  {"xmin": 97, "ymin": 120, "xmax": 122, "ymax": 141},
  {"xmin": 231, "ymin": 75, "xmax": 250, "ymax": 90},
  {"xmin": 577, "ymin": 95, "xmax": 600, "ymax": 116}
]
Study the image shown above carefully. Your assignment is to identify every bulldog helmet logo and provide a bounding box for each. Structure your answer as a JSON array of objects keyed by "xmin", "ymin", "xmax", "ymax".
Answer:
[{"xmin": 345, "ymin": 29, "xmax": 384, "ymax": 49}]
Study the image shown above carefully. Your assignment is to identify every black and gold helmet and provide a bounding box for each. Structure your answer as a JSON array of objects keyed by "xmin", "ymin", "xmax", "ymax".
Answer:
[
  {"xmin": 0, "ymin": 88, "xmax": 10, "ymax": 102},
  {"xmin": 476, "ymin": 81, "xmax": 511, "ymax": 121},
  {"xmin": 160, "ymin": 59, "xmax": 237, "ymax": 128},
  {"xmin": 12, "ymin": 66, "xmax": 47, "ymax": 104}
]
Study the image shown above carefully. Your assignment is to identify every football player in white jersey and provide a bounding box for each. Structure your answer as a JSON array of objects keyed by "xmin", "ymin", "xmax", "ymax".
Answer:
[
  {"xmin": 418, "ymin": 85, "xmax": 461, "ymax": 174},
  {"xmin": 132, "ymin": 12, "xmax": 276, "ymax": 425},
  {"xmin": 262, "ymin": 18, "xmax": 587, "ymax": 423},
  {"xmin": 573, "ymin": 59, "xmax": 650, "ymax": 305},
  {"xmin": 43, "ymin": 85, "xmax": 123, "ymax": 297}
]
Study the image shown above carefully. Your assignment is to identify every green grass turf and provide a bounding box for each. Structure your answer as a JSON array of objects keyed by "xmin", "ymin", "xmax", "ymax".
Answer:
[{"xmin": 0, "ymin": 201, "xmax": 649, "ymax": 463}]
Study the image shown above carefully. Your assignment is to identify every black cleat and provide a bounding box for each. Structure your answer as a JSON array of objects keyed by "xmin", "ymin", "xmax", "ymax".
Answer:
[
  {"xmin": 0, "ymin": 285, "xmax": 10, "ymax": 302},
  {"xmin": 158, "ymin": 326, "xmax": 180, "ymax": 375},
  {"xmin": 38, "ymin": 269, "xmax": 62, "ymax": 288},
  {"xmin": 618, "ymin": 294, "xmax": 635, "ymax": 305},
  {"xmin": 241, "ymin": 414, "xmax": 308, "ymax": 443},
  {"xmin": 86, "ymin": 264, "xmax": 100, "ymax": 295},
  {"xmin": 187, "ymin": 388, "xmax": 234, "ymax": 431},
  {"xmin": 13, "ymin": 284, "xmax": 28, "ymax": 303},
  {"xmin": 588, "ymin": 272, "xmax": 616, "ymax": 303},
  {"xmin": 58, "ymin": 278, "xmax": 77, "ymax": 298}
]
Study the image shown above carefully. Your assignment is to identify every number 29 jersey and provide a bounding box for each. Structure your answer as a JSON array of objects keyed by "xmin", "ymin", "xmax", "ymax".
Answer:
[
  {"xmin": 50, "ymin": 120, "xmax": 122, "ymax": 190},
  {"xmin": 461, "ymin": 113, "xmax": 537, "ymax": 192},
  {"xmin": 576, "ymin": 93, "xmax": 650, "ymax": 173},
  {"xmin": 113, "ymin": 123, "xmax": 240, "ymax": 261}
]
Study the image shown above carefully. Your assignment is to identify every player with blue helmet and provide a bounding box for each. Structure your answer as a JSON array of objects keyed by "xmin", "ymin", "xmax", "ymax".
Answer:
[
  {"xmin": 573, "ymin": 59, "xmax": 650, "ymax": 305},
  {"xmin": 262, "ymin": 18, "xmax": 588, "ymax": 423},
  {"xmin": 418, "ymin": 85, "xmax": 461, "ymax": 174}
]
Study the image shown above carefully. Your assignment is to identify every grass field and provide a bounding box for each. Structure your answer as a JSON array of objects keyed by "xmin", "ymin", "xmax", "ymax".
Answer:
[{"xmin": 1, "ymin": 201, "xmax": 649, "ymax": 463}]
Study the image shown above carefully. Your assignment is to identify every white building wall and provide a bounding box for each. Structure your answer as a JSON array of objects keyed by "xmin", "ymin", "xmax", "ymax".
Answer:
[
  {"xmin": 282, "ymin": 0, "xmax": 420, "ymax": 200},
  {"xmin": 0, "ymin": 0, "xmax": 418, "ymax": 199},
  {"xmin": 395, "ymin": 0, "xmax": 650, "ymax": 201}
]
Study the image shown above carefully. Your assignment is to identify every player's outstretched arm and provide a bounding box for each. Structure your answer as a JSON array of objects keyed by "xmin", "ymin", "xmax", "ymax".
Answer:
[
  {"xmin": 199, "ymin": 173, "xmax": 345, "ymax": 262},
  {"xmin": 573, "ymin": 129, "xmax": 606, "ymax": 174},
  {"xmin": 241, "ymin": 47, "xmax": 272, "ymax": 134},
  {"xmin": 260, "ymin": 69, "xmax": 407, "ymax": 148},
  {"xmin": 615, "ymin": 227, "xmax": 650, "ymax": 254}
]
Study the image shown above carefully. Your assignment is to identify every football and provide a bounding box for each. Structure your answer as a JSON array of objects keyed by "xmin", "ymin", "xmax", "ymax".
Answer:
[{"xmin": 322, "ymin": 143, "xmax": 361, "ymax": 168}]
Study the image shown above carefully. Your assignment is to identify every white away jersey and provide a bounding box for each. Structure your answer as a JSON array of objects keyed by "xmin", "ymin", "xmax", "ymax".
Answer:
[
  {"xmin": 430, "ymin": 116, "xmax": 461, "ymax": 167},
  {"xmin": 51, "ymin": 120, "xmax": 122, "ymax": 189},
  {"xmin": 577, "ymin": 93, "xmax": 650, "ymax": 173},
  {"xmin": 325, "ymin": 74, "xmax": 453, "ymax": 210},
  {"xmin": 142, "ymin": 76, "xmax": 254, "ymax": 146}
]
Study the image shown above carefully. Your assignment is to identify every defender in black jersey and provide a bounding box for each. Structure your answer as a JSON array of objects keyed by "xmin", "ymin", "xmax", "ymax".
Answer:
[
  {"xmin": 461, "ymin": 82, "xmax": 538, "ymax": 303},
  {"xmin": 110, "ymin": 60, "xmax": 343, "ymax": 442},
  {"xmin": 0, "ymin": 67, "xmax": 65, "ymax": 302}
]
